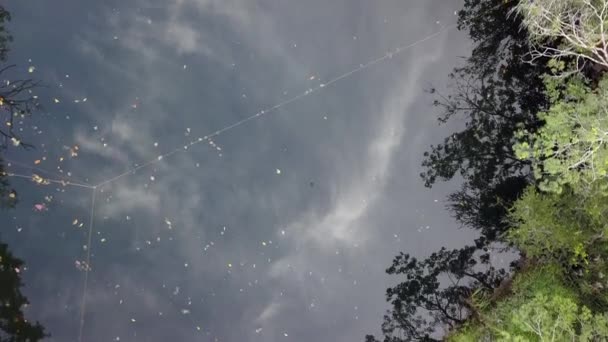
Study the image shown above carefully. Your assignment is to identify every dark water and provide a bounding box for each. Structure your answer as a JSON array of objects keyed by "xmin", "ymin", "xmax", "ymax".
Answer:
[{"xmin": 0, "ymin": 1, "xmax": 474, "ymax": 341}]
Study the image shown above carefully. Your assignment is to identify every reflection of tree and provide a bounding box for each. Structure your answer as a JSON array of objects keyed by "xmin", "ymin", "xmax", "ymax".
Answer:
[
  {"xmin": 421, "ymin": 0, "xmax": 551, "ymax": 242},
  {"xmin": 0, "ymin": 241, "xmax": 47, "ymax": 342},
  {"xmin": 0, "ymin": 7, "xmax": 11, "ymax": 63},
  {"xmin": 0, "ymin": 158, "xmax": 47, "ymax": 341},
  {"xmin": 0, "ymin": 66, "xmax": 40, "ymax": 150},
  {"xmin": 368, "ymin": 0, "xmax": 558, "ymax": 340},
  {"xmin": 0, "ymin": 5, "xmax": 48, "ymax": 341},
  {"xmin": 0, "ymin": 155, "xmax": 16, "ymax": 209},
  {"xmin": 0, "ymin": 6, "xmax": 39, "ymax": 150},
  {"xmin": 373, "ymin": 246, "xmax": 506, "ymax": 342}
]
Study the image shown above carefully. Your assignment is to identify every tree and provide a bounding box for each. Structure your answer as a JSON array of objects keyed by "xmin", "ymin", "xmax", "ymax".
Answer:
[
  {"xmin": 515, "ymin": 73, "xmax": 608, "ymax": 193},
  {"xmin": 504, "ymin": 293, "xmax": 608, "ymax": 341},
  {"xmin": 421, "ymin": 0, "xmax": 554, "ymax": 243},
  {"xmin": 367, "ymin": 246, "xmax": 507, "ymax": 341},
  {"xmin": 515, "ymin": 0, "xmax": 608, "ymax": 72},
  {"xmin": 447, "ymin": 265, "xmax": 608, "ymax": 342},
  {"xmin": 508, "ymin": 183, "xmax": 608, "ymax": 309}
]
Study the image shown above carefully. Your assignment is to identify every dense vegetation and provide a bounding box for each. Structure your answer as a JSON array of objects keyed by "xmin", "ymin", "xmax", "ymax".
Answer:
[{"xmin": 369, "ymin": 0, "xmax": 608, "ymax": 340}]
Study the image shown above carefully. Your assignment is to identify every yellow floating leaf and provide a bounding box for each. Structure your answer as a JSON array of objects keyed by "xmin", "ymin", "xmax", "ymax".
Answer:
[{"xmin": 31, "ymin": 174, "xmax": 50, "ymax": 185}]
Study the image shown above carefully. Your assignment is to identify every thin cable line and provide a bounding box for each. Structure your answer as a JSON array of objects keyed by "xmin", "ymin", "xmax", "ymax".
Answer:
[
  {"xmin": 3, "ymin": 157, "xmax": 93, "ymax": 187},
  {"xmin": 3, "ymin": 172, "xmax": 95, "ymax": 189},
  {"xmin": 78, "ymin": 188, "xmax": 97, "ymax": 342},
  {"xmin": 95, "ymin": 23, "xmax": 456, "ymax": 188}
]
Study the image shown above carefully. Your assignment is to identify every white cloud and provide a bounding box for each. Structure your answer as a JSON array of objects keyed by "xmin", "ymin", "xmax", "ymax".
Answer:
[
  {"xmin": 72, "ymin": 0, "xmax": 305, "ymax": 171},
  {"xmin": 100, "ymin": 185, "xmax": 161, "ymax": 217},
  {"xmin": 260, "ymin": 31, "xmax": 449, "ymax": 325},
  {"xmin": 165, "ymin": 22, "xmax": 201, "ymax": 54},
  {"xmin": 74, "ymin": 130, "xmax": 129, "ymax": 165},
  {"xmin": 288, "ymin": 42, "xmax": 446, "ymax": 249},
  {"xmin": 255, "ymin": 299, "xmax": 282, "ymax": 324}
]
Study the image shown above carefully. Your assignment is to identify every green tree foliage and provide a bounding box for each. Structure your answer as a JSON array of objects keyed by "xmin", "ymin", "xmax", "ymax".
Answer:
[
  {"xmin": 446, "ymin": 67, "xmax": 608, "ymax": 340},
  {"xmin": 515, "ymin": 73, "xmax": 608, "ymax": 193},
  {"xmin": 448, "ymin": 266, "xmax": 608, "ymax": 341},
  {"xmin": 508, "ymin": 183, "xmax": 608, "ymax": 307},
  {"xmin": 508, "ymin": 186, "xmax": 605, "ymax": 265},
  {"xmin": 444, "ymin": 182, "xmax": 608, "ymax": 341},
  {"xmin": 503, "ymin": 293, "xmax": 608, "ymax": 341}
]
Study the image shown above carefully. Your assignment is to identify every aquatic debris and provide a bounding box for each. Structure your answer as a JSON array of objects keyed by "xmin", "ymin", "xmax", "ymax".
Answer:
[
  {"xmin": 31, "ymin": 174, "xmax": 50, "ymax": 185},
  {"xmin": 75, "ymin": 260, "xmax": 91, "ymax": 271},
  {"xmin": 33, "ymin": 203, "xmax": 47, "ymax": 212}
]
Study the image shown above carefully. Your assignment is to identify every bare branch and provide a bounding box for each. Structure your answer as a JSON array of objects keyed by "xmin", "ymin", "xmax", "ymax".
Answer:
[
  {"xmin": 515, "ymin": 0, "xmax": 608, "ymax": 72},
  {"xmin": 0, "ymin": 64, "xmax": 41, "ymax": 150}
]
